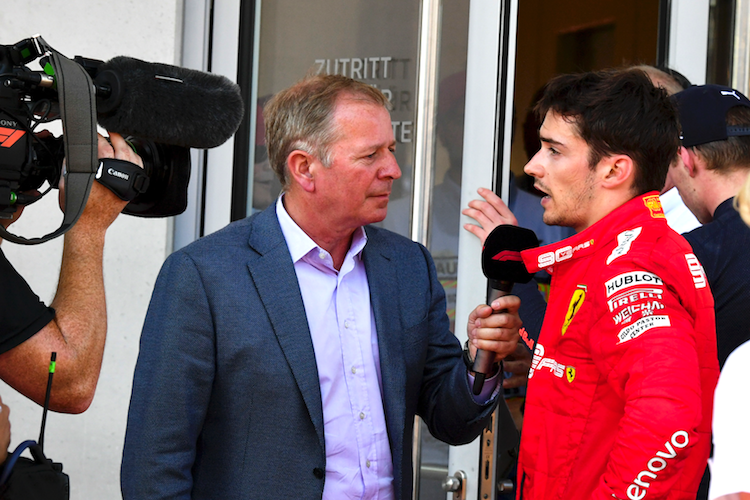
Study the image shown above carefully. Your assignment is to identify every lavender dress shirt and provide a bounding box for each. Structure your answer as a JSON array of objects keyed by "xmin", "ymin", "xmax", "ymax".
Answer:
[
  {"xmin": 277, "ymin": 197, "xmax": 500, "ymax": 499},
  {"xmin": 277, "ymin": 197, "xmax": 395, "ymax": 499}
]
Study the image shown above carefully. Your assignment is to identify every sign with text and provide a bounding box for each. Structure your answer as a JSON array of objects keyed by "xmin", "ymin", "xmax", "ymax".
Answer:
[{"xmin": 252, "ymin": 1, "xmax": 419, "ymax": 222}]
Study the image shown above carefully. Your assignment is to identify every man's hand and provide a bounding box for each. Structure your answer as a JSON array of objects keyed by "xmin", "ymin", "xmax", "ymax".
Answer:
[
  {"xmin": 58, "ymin": 133, "xmax": 141, "ymax": 229},
  {"xmin": 467, "ymin": 294, "xmax": 522, "ymax": 361},
  {"xmin": 0, "ymin": 395, "xmax": 10, "ymax": 464},
  {"xmin": 462, "ymin": 187, "xmax": 519, "ymax": 245}
]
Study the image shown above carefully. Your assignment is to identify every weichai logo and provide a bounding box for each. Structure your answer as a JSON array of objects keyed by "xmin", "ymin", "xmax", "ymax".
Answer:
[{"xmin": 0, "ymin": 127, "xmax": 26, "ymax": 148}]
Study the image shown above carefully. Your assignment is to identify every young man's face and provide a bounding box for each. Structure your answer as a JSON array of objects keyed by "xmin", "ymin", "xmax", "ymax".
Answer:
[{"xmin": 523, "ymin": 111, "xmax": 600, "ymax": 233}]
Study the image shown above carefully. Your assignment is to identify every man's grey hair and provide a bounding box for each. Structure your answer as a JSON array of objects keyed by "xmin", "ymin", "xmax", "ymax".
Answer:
[{"xmin": 263, "ymin": 74, "xmax": 391, "ymax": 189}]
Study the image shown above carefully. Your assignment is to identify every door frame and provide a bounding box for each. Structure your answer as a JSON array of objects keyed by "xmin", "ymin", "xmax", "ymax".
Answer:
[{"xmin": 176, "ymin": 2, "xmax": 712, "ymax": 499}]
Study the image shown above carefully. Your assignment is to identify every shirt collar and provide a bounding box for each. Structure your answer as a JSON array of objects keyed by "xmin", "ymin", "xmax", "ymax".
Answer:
[
  {"xmin": 713, "ymin": 197, "xmax": 735, "ymax": 219},
  {"xmin": 276, "ymin": 194, "xmax": 368, "ymax": 264}
]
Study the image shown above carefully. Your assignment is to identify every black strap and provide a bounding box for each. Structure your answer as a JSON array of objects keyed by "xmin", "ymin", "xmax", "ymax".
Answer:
[
  {"xmin": 95, "ymin": 158, "xmax": 149, "ymax": 201},
  {"xmin": 727, "ymin": 125, "xmax": 750, "ymax": 137},
  {"xmin": 0, "ymin": 36, "xmax": 97, "ymax": 245}
]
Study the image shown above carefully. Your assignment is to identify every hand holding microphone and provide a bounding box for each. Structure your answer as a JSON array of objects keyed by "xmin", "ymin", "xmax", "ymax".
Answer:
[{"xmin": 468, "ymin": 225, "xmax": 538, "ymax": 395}]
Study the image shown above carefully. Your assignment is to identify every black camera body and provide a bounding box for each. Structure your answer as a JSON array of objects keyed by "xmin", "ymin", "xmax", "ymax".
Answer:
[
  {"xmin": 0, "ymin": 37, "xmax": 191, "ymax": 226},
  {"xmin": 0, "ymin": 41, "xmax": 62, "ymax": 217}
]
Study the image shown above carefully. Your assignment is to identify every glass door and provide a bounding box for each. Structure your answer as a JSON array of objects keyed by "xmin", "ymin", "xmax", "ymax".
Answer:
[{"xmin": 240, "ymin": 3, "xmax": 481, "ymax": 498}]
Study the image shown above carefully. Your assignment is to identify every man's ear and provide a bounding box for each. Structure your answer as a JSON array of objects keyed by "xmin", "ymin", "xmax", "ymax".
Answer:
[
  {"xmin": 600, "ymin": 155, "xmax": 634, "ymax": 189},
  {"xmin": 286, "ymin": 150, "xmax": 316, "ymax": 193},
  {"xmin": 678, "ymin": 146, "xmax": 699, "ymax": 178}
]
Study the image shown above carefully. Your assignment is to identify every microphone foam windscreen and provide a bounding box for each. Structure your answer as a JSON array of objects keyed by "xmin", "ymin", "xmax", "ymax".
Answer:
[
  {"xmin": 481, "ymin": 225, "xmax": 539, "ymax": 284},
  {"xmin": 96, "ymin": 56, "xmax": 245, "ymax": 149}
]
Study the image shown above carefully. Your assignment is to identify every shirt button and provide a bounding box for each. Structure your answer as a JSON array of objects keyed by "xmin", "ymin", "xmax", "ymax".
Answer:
[
  {"xmin": 318, "ymin": 251, "xmax": 326, "ymax": 260},
  {"xmin": 366, "ymin": 460, "xmax": 371, "ymax": 468},
  {"xmin": 344, "ymin": 320, "xmax": 351, "ymax": 329},
  {"xmin": 351, "ymin": 366, "xmax": 357, "ymax": 374},
  {"xmin": 359, "ymin": 412, "xmax": 365, "ymax": 420}
]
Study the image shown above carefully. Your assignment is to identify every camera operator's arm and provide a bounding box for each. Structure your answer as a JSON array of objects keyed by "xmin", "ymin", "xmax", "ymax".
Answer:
[
  {"xmin": 0, "ymin": 133, "xmax": 141, "ymax": 414},
  {"xmin": 0, "ymin": 396, "xmax": 9, "ymax": 464}
]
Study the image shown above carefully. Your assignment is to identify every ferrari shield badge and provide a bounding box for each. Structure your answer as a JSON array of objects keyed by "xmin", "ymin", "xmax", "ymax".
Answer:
[
  {"xmin": 562, "ymin": 285, "xmax": 587, "ymax": 335},
  {"xmin": 566, "ymin": 366, "xmax": 576, "ymax": 383}
]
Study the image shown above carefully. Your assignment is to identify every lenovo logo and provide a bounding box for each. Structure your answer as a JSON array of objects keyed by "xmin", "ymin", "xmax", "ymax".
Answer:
[{"xmin": 627, "ymin": 430, "xmax": 689, "ymax": 500}]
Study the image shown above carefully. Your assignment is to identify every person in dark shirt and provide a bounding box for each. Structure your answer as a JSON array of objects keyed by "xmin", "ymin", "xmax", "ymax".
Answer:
[
  {"xmin": 671, "ymin": 84, "xmax": 750, "ymax": 369},
  {"xmin": 669, "ymin": 84, "xmax": 750, "ymax": 500}
]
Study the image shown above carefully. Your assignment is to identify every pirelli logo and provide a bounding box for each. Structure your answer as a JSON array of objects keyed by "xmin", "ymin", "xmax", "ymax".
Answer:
[{"xmin": 607, "ymin": 288, "xmax": 663, "ymax": 313}]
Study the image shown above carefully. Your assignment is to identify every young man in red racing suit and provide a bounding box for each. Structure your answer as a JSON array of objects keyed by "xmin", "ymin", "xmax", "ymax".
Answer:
[
  {"xmin": 462, "ymin": 69, "xmax": 719, "ymax": 500},
  {"xmin": 519, "ymin": 192, "xmax": 717, "ymax": 499}
]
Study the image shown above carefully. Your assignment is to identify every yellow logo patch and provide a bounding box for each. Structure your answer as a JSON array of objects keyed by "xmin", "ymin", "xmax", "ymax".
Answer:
[
  {"xmin": 562, "ymin": 285, "xmax": 587, "ymax": 335},
  {"xmin": 566, "ymin": 366, "xmax": 576, "ymax": 383},
  {"xmin": 643, "ymin": 194, "xmax": 666, "ymax": 219}
]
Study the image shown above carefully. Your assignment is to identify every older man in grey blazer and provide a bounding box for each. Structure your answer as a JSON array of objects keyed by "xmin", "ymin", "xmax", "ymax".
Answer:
[{"xmin": 120, "ymin": 74, "xmax": 521, "ymax": 500}]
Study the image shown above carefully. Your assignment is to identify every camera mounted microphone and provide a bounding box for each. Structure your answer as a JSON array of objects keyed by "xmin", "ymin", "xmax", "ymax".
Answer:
[
  {"xmin": 92, "ymin": 56, "xmax": 245, "ymax": 149},
  {"xmin": 472, "ymin": 224, "xmax": 538, "ymax": 395}
]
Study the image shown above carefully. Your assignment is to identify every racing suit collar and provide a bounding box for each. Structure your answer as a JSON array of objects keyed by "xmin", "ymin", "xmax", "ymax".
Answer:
[{"xmin": 521, "ymin": 191, "xmax": 665, "ymax": 274}]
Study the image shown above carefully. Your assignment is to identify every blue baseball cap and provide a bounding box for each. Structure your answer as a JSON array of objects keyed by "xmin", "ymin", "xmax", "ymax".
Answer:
[{"xmin": 673, "ymin": 84, "xmax": 750, "ymax": 147}]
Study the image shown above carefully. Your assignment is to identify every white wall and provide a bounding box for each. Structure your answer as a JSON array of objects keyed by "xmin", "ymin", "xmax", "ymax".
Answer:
[{"xmin": 0, "ymin": 2, "xmax": 181, "ymax": 498}]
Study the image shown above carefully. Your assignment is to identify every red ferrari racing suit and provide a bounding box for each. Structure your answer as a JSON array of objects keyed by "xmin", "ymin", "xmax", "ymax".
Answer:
[{"xmin": 517, "ymin": 193, "xmax": 719, "ymax": 500}]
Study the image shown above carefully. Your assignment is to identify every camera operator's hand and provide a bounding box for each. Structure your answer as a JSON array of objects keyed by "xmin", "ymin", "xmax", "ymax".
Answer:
[
  {"xmin": 0, "ymin": 132, "xmax": 144, "ymax": 414},
  {"xmin": 58, "ymin": 133, "xmax": 141, "ymax": 226},
  {"xmin": 84, "ymin": 133, "xmax": 140, "ymax": 226},
  {"xmin": 0, "ymin": 395, "xmax": 10, "ymax": 464}
]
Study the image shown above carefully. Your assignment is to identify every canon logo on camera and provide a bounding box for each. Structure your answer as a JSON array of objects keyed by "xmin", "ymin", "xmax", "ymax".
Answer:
[{"xmin": 107, "ymin": 168, "xmax": 129, "ymax": 181}]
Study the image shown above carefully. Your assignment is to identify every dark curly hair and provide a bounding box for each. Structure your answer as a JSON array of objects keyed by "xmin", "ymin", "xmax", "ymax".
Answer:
[{"xmin": 535, "ymin": 68, "xmax": 680, "ymax": 195}]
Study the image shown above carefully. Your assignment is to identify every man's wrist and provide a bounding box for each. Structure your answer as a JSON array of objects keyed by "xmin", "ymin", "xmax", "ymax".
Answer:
[
  {"xmin": 462, "ymin": 339, "xmax": 475, "ymax": 372},
  {"xmin": 463, "ymin": 339, "xmax": 501, "ymax": 376}
]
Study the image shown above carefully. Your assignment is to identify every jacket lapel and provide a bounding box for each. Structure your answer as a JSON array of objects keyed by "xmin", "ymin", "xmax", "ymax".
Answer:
[
  {"xmin": 363, "ymin": 227, "xmax": 407, "ymax": 485},
  {"xmin": 246, "ymin": 206, "xmax": 325, "ymax": 451}
]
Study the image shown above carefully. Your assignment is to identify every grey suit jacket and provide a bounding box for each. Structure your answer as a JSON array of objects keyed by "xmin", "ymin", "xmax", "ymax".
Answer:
[{"xmin": 121, "ymin": 204, "xmax": 499, "ymax": 500}]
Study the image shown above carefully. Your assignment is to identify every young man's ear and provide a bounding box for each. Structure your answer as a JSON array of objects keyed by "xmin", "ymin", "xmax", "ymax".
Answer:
[
  {"xmin": 600, "ymin": 155, "xmax": 634, "ymax": 189},
  {"xmin": 678, "ymin": 146, "xmax": 699, "ymax": 178},
  {"xmin": 286, "ymin": 150, "xmax": 316, "ymax": 192}
]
